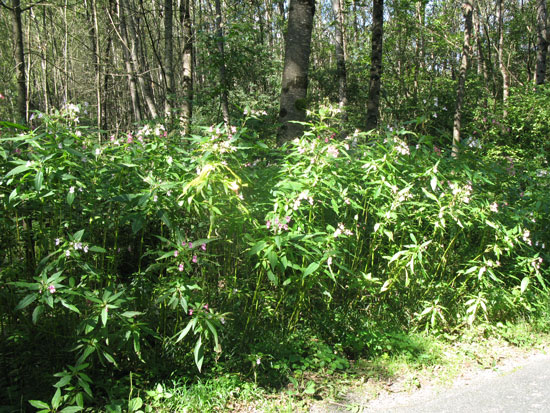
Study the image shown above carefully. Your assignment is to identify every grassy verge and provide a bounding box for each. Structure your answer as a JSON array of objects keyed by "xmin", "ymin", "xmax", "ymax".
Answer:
[{"xmin": 136, "ymin": 321, "xmax": 550, "ymax": 413}]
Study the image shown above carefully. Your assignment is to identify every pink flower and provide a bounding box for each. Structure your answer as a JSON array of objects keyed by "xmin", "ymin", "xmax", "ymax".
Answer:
[
  {"xmin": 189, "ymin": 309, "xmax": 193, "ymax": 316},
  {"xmin": 174, "ymin": 250, "xmax": 179, "ymax": 257},
  {"xmin": 203, "ymin": 304, "xmax": 209, "ymax": 310},
  {"xmin": 266, "ymin": 220, "xmax": 271, "ymax": 229},
  {"xmin": 188, "ymin": 242, "xmax": 193, "ymax": 248},
  {"xmin": 48, "ymin": 285, "xmax": 56, "ymax": 294},
  {"xmin": 285, "ymin": 216, "xmax": 291, "ymax": 223},
  {"xmin": 201, "ymin": 243, "xmax": 206, "ymax": 251},
  {"xmin": 178, "ymin": 264, "xmax": 184, "ymax": 272},
  {"xmin": 0, "ymin": 93, "xmax": 5, "ymax": 99},
  {"xmin": 192, "ymin": 255, "xmax": 197, "ymax": 263}
]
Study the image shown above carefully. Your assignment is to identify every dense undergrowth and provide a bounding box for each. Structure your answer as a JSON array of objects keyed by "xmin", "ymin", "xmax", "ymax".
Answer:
[{"xmin": 1, "ymin": 102, "xmax": 549, "ymax": 412}]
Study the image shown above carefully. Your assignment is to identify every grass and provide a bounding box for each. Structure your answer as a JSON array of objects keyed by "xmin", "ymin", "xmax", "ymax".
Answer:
[{"xmin": 136, "ymin": 322, "xmax": 550, "ymax": 412}]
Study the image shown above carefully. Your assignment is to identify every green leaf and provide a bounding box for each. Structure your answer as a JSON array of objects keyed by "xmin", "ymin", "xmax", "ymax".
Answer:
[
  {"xmin": 101, "ymin": 306, "xmax": 108, "ymax": 326},
  {"xmin": 61, "ymin": 301, "xmax": 81, "ymax": 314},
  {"xmin": 102, "ymin": 351, "xmax": 116, "ymax": 364},
  {"xmin": 175, "ymin": 319, "xmax": 195, "ymax": 343},
  {"xmin": 132, "ymin": 216, "xmax": 145, "ymax": 234},
  {"xmin": 267, "ymin": 250, "xmax": 279, "ymax": 270},
  {"xmin": 73, "ymin": 229, "xmax": 85, "ymax": 242},
  {"xmin": 0, "ymin": 120, "xmax": 28, "ymax": 130},
  {"xmin": 204, "ymin": 319, "xmax": 219, "ymax": 347},
  {"xmin": 267, "ymin": 270, "xmax": 278, "ymax": 285},
  {"xmin": 303, "ymin": 262, "xmax": 320, "ymax": 278},
  {"xmin": 29, "ymin": 400, "xmax": 50, "ymax": 409},
  {"xmin": 67, "ymin": 191, "xmax": 75, "ymax": 205},
  {"xmin": 89, "ymin": 246, "xmax": 106, "ymax": 253},
  {"xmin": 194, "ymin": 336, "xmax": 204, "ymax": 372},
  {"xmin": 121, "ymin": 311, "xmax": 142, "ymax": 318},
  {"xmin": 5, "ymin": 164, "xmax": 32, "ymax": 178},
  {"xmin": 55, "ymin": 375, "xmax": 72, "ymax": 388},
  {"xmin": 32, "ymin": 305, "xmax": 44, "ymax": 324},
  {"xmin": 15, "ymin": 293, "xmax": 37, "ymax": 310},
  {"xmin": 430, "ymin": 176, "xmax": 438, "ymax": 192},
  {"xmin": 249, "ymin": 241, "xmax": 266, "ymax": 256},
  {"xmin": 60, "ymin": 407, "xmax": 83, "ymax": 413},
  {"xmin": 35, "ymin": 170, "xmax": 44, "ymax": 191},
  {"xmin": 304, "ymin": 381, "xmax": 316, "ymax": 395},
  {"xmin": 128, "ymin": 397, "xmax": 143, "ymax": 413},
  {"xmin": 51, "ymin": 387, "xmax": 62, "ymax": 410},
  {"xmin": 520, "ymin": 277, "xmax": 530, "ymax": 294}
]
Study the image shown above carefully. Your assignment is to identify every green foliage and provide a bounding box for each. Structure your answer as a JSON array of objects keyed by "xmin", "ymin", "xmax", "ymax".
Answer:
[{"xmin": 1, "ymin": 106, "xmax": 548, "ymax": 410}]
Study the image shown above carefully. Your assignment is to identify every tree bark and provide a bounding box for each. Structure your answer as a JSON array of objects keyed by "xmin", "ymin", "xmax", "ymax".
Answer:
[
  {"xmin": 535, "ymin": 0, "xmax": 548, "ymax": 85},
  {"xmin": 366, "ymin": 0, "xmax": 384, "ymax": 131},
  {"xmin": 497, "ymin": 0, "xmax": 509, "ymax": 115},
  {"xmin": 278, "ymin": 0, "xmax": 315, "ymax": 144},
  {"xmin": 122, "ymin": 0, "xmax": 158, "ymax": 119},
  {"xmin": 118, "ymin": 0, "xmax": 142, "ymax": 122},
  {"xmin": 332, "ymin": 0, "xmax": 348, "ymax": 117},
  {"xmin": 214, "ymin": 0, "xmax": 230, "ymax": 126},
  {"xmin": 452, "ymin": 0, "xmax": 473, "ymax": 157},
  {"xmin": 11, "ymin": 0, "xmax": 27, "ymax": 123},
  {"xmin": 179, "ymin": 0, "xmax": 193, "ymax": 135},
  {"xmin": 164, "ymin": 0, "xmax": 175, "ymax": 118}
]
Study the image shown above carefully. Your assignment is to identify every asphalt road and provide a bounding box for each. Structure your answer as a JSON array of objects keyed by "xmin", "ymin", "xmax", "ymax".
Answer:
[{"xmin": 372, "ymin": 356, "xmax": 550, "ymax": 413}]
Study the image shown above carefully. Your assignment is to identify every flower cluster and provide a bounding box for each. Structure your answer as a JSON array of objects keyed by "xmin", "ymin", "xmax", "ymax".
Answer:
[
  {"xmin": 522, "ymin": 229, "xmax": 532, "ymax": 246},
  {"xmin": 266, "ymin": 215, "xmax": 291, "ymax": 232},
  {"xmin": 61, "ymin": 103, "xmax": 80, "ymax": 121},
  {"xmin": 394, "ymin": 138, "xmax": 410, "ymax": 156},
  {"xmin": 293, "ymin": 191, "xmax": 314, "ymax": 210},
  {"xmin": 326, "ymin": 145, "xmax": 339, "ymax": 158},
  {"xmin": 449, "ymin": 182, "xmax": 472, "ymax": 203},
  {"xmin": 63, "ymin": 240, "xmax": 89, "ymax": 257},
  {"xmin": 531, "ymin": 257, "xmax": 543, "ymax": 271},
  {"xmin": 333, "ymin": 223, "xmax": 353, "ymax": 238},
  {"xmin": 175, "ymin": 241, "xmax": 207, "ymax": 271}
]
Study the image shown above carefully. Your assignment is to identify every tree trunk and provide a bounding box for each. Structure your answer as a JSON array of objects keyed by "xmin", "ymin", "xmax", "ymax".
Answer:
[
  {"xmin": 366, "ymin": 0, "xmax": 384, "ymax": 131},
  {"xmin": 214, "ymin": 0, "xmax": 230, "ymax": 126},
  {"xmin": 332, "ymin": 0, "xmax": 348, "ymax": 117},
  {"xmin": 179, "ymin": 0, "xmax": 193, "ymax": 135},
  {"xmin": 122, "ymin": 0, "xmax": 158, "ymax": 119},
  {"xmin": 118, "ymin": 0, "xmax": 142, "ymax": 122},
  {"xmin": 278, "ymin": 0, "xmax": 315, "ymax": 144},
  {"xmin": 11, "ymin": 0, "xmax": 27, "ymax": 123},
  {"xmin": 535, "ymin": 0, "xmax": 548, "ymax": 85},
  {"xmin": 87, "ymin": 0, "xmax": 102, "ymax": 139},
  {"xmin": 164, "ymin": 0, "xmax": 175, "ymax": 118},
  {"xmin": 497, "ymin": 0, "xmax": 509, "ymax": 115},
  {"xmin": 452, "ymin": 0, "xmax": 473, "ymax": 157}
]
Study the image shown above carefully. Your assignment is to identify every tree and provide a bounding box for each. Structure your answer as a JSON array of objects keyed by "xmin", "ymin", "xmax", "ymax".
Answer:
[
  {"xmin": 366, "ymin": 0, "xmax": 384, "ymax": 131},
  {"xmin": 164, "ymin": 0, "xmax": 174, "ymax": 118},
  {"xmin": 278, "ymin": 0, "xmax": 315, "ymax": 144},
  {"xmin": 332, "ymin": 0, "xmax": 347, "ymax": 116},
  {"xmin": 2, "ymin": 0, "xmax": 28, "ymax": 123},
  {"xmin": 215, "ymin": 0, "xmax": 230, "ymax": 126},
  {"xmin": 179, "ymin": 0, "xmax": 193, "ymax": 135},
  {"xmin": 535, "ymin": 0, "xmax": 548, "ymax": 85},
  {"xmin": 452, "ymin": 0, "xmax": 473, "ymax": 157}
]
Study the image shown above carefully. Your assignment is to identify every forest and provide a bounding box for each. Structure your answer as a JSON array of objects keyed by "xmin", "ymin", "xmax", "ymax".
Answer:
[{"xmin": 0, "ymin": 0, "xmax": 549, "ymax": 411}]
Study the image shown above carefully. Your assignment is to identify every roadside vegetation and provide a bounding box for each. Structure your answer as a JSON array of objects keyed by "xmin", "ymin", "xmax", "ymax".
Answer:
[{"xmin": 1, "ymin": 92, "xmax": 550, "ymax": 411}]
